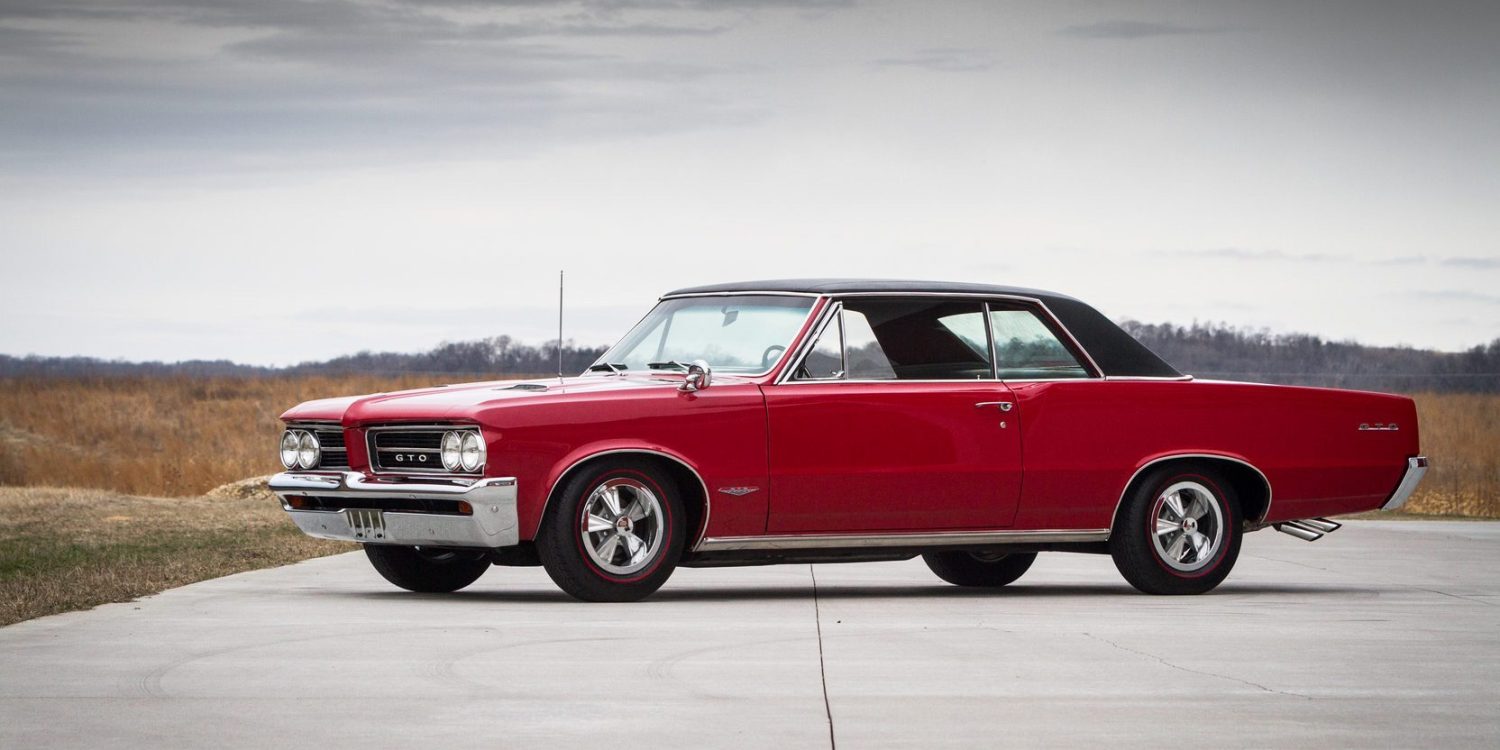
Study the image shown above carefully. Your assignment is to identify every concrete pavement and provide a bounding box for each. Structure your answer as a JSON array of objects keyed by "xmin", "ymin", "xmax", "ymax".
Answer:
[{"xmin": 2, "ymin": 520, "xmax": 1497, "ymax": 748}]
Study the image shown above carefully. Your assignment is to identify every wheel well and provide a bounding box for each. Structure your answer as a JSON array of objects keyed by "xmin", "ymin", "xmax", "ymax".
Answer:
[
  {"xmin": 542, "ymin": 452, "xmax": 710, "ymax": 545},
  {"xmin": 1116, "ymin": 456, "xmax": 1272, "ymax": 530}
]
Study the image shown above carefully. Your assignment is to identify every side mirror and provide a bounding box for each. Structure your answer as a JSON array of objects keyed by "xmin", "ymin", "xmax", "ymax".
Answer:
[{"xmin": 679, "ymin": 360, "xmax": 713, "ymax": 392}]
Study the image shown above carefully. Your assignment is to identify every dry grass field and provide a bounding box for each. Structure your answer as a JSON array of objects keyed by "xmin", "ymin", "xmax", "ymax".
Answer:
[
  {"xmin": 0, "ymin": 374, "xmax": 505, "ymax": 497},
  {"xmin": 0, "ymin": 484, "xmax": 349, "ymax": 626}
]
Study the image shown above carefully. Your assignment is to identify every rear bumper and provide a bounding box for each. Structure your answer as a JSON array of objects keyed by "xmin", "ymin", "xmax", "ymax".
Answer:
[
  {"xmin": 1382, "ymin": 456, "xmax": 1429, "ymax": 511},
  {"xmin": 269, "ymin": 471, "xmax": 519, "ymax": 548}
]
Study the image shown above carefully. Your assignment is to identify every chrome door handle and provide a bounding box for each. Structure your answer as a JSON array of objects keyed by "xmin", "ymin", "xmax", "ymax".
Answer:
[{"xmin": 975, "ymin": 401, "xmax": 1014, "ymax": 412}]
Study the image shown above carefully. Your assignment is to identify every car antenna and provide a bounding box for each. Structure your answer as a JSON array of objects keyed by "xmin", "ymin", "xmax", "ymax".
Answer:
[{"xmin": 557, "ymin": 270, "xmax": 565, "ymax": 379}]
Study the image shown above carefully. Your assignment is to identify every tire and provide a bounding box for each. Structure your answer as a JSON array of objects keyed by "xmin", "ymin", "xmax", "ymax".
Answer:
[
  {"xmin": 1110, "ymin": 464, "xmax": 1242, "ymax": 595},
  {"xmin": 536, "ymin": 459, "xmax": 686, "ymax": 602},
  {"xmin": 364, "ymin": 545, "xmax": 491, "ymax": 593},
  {"xmin": 924, "ymin": 551, "xmax": 1037, "ymax": 587}
]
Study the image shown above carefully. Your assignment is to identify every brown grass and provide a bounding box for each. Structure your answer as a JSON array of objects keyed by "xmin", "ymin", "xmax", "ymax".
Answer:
[
  {"xmin": 0, "ymin": 484, "xmax": 350, "ymax": 626},
  {"xmin": 0, "ymin": 374, "xmax": 505, "ymax": 496},
  {"xmin": 1404, "ymin": 393, "xmax": 1500, "ymax": 517}
]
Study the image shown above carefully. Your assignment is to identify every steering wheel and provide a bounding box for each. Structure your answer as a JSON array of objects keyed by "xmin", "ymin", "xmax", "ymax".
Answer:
[{"xmin": 760, "ymin": 344, "xmax": 787, "ymax": 370}]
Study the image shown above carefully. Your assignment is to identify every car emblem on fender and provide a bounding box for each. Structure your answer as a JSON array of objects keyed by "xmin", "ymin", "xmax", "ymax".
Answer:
[{"xmin": 717, "ymin": 486, "xmax": 760, "ymax": 496}]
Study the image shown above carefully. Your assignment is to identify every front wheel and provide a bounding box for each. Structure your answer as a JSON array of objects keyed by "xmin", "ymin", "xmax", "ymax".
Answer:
[
  {"xmin": 1110, "ymin": 465, "xmax": 1242, "ymax": 595},
  {"xmin": 536, "ymin": 460, "xmax": 686, "ymax": 602},
  {"xmin": 364, "ymin": 545, "xmax": 491, "ymax": 593},
  {"xmin": 924, "ymin": 551, "xmax": 1037, "ymax": 587}
]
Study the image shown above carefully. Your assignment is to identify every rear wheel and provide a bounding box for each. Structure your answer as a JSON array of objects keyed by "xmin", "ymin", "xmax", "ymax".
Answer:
[
  {"xmin": 364, "ymin": 545, "xmax": 491, "ymax": 593},
  {"xmin": 1111, "ymin": 465, "xmax": 1241, "ymax": 595},
  {"xmin": 923, "ymin": 551, "xmax": 1037, "ymax": 587},
  {"xmin": 537, "ymin": 459, "xmax": 686, "ymax": 602}
]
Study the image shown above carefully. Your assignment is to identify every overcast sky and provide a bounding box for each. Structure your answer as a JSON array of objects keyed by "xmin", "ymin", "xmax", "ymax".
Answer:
[{"xmin": 1, "ymin": 0, "xmax": 1496, "ymax": 365}]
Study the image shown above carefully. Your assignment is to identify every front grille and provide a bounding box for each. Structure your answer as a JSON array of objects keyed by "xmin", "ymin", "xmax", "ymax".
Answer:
[
  {"xmin": 291, "ymin": 496, "xmax": 472, "ymax": 515},
  {"xmin": 368, "ymin": 426, "xmax": 475, "ymax": 474}
]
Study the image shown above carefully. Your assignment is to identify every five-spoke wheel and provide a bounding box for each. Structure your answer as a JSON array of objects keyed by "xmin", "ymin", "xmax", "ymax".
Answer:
[
  {"xmin": 1111, "ymin": 465, "xmax": 1242, "ymax": 595},
  {"xmin": 538, "ymin": 459, "xmax": 686, "ymax": 602}
]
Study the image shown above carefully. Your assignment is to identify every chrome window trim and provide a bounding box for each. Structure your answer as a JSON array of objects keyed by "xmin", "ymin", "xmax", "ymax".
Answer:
[
  {"xmin": 774, "ymin": 292, "xmax": 1106, "ymax": 385},
  {"xmin": 539, "ymin": 448, "xmax": 715, "ymax": 551},
  {"xmin": 697, "ymin": 528, "xmax": 1109, "ymax": 552},
  {"xmin": 364, "ymin": 423, "xmax": 484, "ymax": 478},
  {"xmin": 783, "ymin": 301, "xmax": 846, "ymax": 382},
  {"xmin": 585, "ymin": 293, "xmax": 821, "ymax": 379},
  {"xmin": 660, "ymin": 291, "xmax": 824, "ymax": 300},
  {"xmin": 1109, "ymin": 453, "xmax": 1274, "ymax": 530}
]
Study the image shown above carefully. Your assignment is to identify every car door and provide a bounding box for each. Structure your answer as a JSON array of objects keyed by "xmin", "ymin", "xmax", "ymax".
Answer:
[{"xmin": 762, "ymin": 297, "xmax": 1023, "ymax": 533}]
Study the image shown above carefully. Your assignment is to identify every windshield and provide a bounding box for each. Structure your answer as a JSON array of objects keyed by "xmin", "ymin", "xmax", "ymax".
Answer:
[{"xmin": 592, "ymin": 295, "xmax": 816, "ymax": 375}]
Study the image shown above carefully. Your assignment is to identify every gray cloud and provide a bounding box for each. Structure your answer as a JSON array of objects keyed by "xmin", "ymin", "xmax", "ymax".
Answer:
[
  {"xmin": 1440, "ymin": 256, "xmax": 1500, "ymax": 270},
  {"xmin": 1411, "ymin": 290, "xmax": 1500, "ymax": 305},
  {"xmin": 1058, "ymin": 20, "xmax": 1231, "ymax": 40},
  {"xmin": 1158, "ymin": 248, "xmax": 1344, "ymax": 262},
  {"xmin": 874, "ymin": 48, "xmax": 992, "ymax": 73}
]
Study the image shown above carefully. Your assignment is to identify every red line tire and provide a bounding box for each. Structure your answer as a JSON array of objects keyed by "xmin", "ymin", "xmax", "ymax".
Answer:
[
  {"xmin": 537, "ymin": 459, "xmax": 686, "ymax": 602},
  {"xmin": 1110, "ymin": 464, "xmax": 1242, "ymax": 595}
]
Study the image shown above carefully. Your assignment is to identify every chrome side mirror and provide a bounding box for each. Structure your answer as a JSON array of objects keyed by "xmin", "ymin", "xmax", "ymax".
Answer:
[{"xmin": 680, "ymin": 360, "xmax": 713, "ymax": 392}]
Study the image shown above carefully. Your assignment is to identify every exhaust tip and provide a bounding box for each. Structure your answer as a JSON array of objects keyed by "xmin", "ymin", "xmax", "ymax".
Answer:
[{"xmin": 1274, "ymin": 518, "xmax": 1342, "ymax": 542}]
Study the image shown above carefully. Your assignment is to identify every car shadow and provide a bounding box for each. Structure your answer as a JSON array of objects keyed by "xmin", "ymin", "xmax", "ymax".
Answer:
[{"xmin": 321, "ymin": 581, "xmax": 1373, "ymax": 604}]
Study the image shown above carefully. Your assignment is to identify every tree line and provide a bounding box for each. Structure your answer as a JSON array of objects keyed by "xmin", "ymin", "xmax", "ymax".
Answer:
[{"xmin": 2, "ymin": 325, "xmax": 1497, "ymax": 393}]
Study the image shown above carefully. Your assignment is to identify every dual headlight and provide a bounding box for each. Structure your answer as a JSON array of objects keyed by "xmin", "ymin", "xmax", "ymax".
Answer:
[
  {"xmin": 279, "ymin": 429, "xmax": 321, "ymax": 470},
  {"xmin": 441, "ymin": 430, "xmax": 486, "ymax": 473}
]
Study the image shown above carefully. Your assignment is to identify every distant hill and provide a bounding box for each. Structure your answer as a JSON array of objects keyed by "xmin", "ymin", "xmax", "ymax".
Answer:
[{"xmin": 2, "ymin": 325, "xmax": 1496, "ymax": 393}]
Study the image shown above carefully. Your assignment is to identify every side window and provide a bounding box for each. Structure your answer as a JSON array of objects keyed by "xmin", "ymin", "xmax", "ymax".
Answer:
[
  {"xmin": 840, "ymin": 299, "xmax": 992, "ymax": 380},
  {"xmin": 795, "ymin": 313, "xmax": 844, "ymax": 380},
  {"xmin": 989, "ymin": 308, "xmax": 1090, "ymax": 379}
]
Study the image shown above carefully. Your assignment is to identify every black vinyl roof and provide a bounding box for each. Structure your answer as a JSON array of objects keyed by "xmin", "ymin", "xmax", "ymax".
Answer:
[{"xmin": 664, "ymin": 278, "xmax": 1182, "ymax": 378}]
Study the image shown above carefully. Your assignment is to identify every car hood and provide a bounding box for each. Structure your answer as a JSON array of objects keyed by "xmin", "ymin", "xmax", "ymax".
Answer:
[{"xmin": 280, "ymin": 374, "xmax": 722, "ymax": 424}]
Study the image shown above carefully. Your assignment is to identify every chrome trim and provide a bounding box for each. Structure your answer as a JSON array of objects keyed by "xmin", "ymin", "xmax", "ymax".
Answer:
[
  {"xmin": 1110, "ymin": 453, "xmax": 1274, "ymax": 530},
  {"xmin": 365, "ymin": 424, "xmax": 483, "ymax": 477},
  {"xmin": 540, "ymin": 449, "xmax": 715, "ymax": 551},
  {"xmin": 1382, "ymin": 456, "xmax": 1428, "ymax": 511},
  {"xmin": 660, "ymin": 291, "xmax": 823, "ymax": 299},
  {"xmin": 1359, "ymin": 423, "xmax": 1400, "ymax": 431},
  {"xmin": 782, "ymin": 300, "xmax": 844, "ymax": 382},
  {"xmin": 1102, "ymin": 375, "xmax": 1196, "ymax": 382},
  {"xmin": 696, "ymin": 528, "xmax": 1109, "ymax": 552},
  {"xmin": 270, "ymin": 471, "xmax": 519, "ymax": 548},
  {"xmin": 773, "ymin": 292, "xmax": 1107, "ymax": 385}
]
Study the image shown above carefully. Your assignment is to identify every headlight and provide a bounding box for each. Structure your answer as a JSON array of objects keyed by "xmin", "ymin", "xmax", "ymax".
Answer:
[
  {"xmin": 279, "ymin": 430, "xmax": 301, "ymax": 469},
  {"xmin": 441, "ymin": 431, "xmax": 463, "ymax": 472},
  {"xmin": 296, "ymin": 430, "xmax": 320, "ymax": 470},
  {"xmin": 460, "ymin": 431, "xmax": 485, "ymax": 472}
]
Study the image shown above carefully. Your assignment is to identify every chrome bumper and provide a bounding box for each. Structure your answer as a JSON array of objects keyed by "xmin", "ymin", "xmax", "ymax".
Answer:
[
  {"xmin": 269, "ymin": 471, "xmax": 519, "ymax": 548},
  {"xmin": 1382, "ymin": 456, "xmax": 1429, "ymax": 511}
]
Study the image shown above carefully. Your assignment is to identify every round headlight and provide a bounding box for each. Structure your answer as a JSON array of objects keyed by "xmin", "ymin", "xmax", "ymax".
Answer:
[
  {"xmin": 296, "ymin": 430, "xmax": 320, "ymax": 470},
  {"xmin": 279, "ymin": 430, "xmax": 300, "ymax": 469},
  {"xmin": 441, "ymin": 431, "xmax": 463, "ymax": 472},
  {"xmin": 460, "ymin": 431, "xmax": 484, "ymax": 472}
]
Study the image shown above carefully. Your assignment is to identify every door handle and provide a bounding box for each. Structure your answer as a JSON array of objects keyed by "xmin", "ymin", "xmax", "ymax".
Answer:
[{"xmin": 975, "ymin": 401, "xmax": 1014, "ymax": 412}]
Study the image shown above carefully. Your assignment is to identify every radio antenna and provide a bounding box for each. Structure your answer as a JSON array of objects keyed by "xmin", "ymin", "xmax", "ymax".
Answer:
[{"xmin": 557, "ymin": 270, "xmax": 565, "ymax": 379}]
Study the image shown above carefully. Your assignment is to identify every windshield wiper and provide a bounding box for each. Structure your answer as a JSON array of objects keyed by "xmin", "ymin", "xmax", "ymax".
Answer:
[
  {"xmin": 587, "ymin": 362, "xmax": 628, "ymax": 374},
  {"xmin": 647, "ymin": 360, "xmax": 687, "ymax": 371}
]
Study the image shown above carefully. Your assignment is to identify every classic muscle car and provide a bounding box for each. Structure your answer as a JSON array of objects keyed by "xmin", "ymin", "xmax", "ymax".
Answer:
[{"xmin": 271, "ymin": 280, "xmax": 1427, "ymax": 601}]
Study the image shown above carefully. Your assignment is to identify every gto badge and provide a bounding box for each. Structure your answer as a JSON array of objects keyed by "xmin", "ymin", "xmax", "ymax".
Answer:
[{"xmin": 717, "ymin": 486, "xmax": 760, "ymax": 497}]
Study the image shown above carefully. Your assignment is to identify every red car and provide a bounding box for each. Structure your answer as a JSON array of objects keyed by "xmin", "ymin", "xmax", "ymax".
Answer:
[{"xmin": 271, "ymin": 280, "xmax": 1427, "ymax": 601}]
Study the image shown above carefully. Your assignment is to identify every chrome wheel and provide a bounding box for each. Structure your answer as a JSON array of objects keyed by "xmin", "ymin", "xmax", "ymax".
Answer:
[
  {"xmin": 579, "ymin": 477, "xmax": 665, "ymax": 576},
  {"xmin": 1151, "ymin": 480, "xmax": 1224, "ymax": 573}
]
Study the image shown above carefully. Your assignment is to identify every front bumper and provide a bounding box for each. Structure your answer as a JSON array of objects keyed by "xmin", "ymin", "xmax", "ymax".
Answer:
[
  {"xmin": 1382, "ymin": 456, "xmax": 1429, "ymax": 511},
  {"xmin": 269, "ymin": 471, "xmax": 519, "ymax": 548}
]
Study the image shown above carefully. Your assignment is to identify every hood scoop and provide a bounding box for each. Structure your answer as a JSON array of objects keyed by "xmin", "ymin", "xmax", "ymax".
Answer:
[{"xmin": 500, "ymin": 383, "xmax": 550, "ymax": 392}]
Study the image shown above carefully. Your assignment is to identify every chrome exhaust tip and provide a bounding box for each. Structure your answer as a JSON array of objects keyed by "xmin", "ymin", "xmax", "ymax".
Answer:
[{"xmin": 1273, "ymin": 518, "xmax": 1341, "ymax": 542}]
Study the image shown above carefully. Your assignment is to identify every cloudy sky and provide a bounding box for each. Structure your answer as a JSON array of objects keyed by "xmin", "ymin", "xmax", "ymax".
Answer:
[{"xmin": 1, "ymin": 0, "xmax": 1496, "ymax": 365}]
